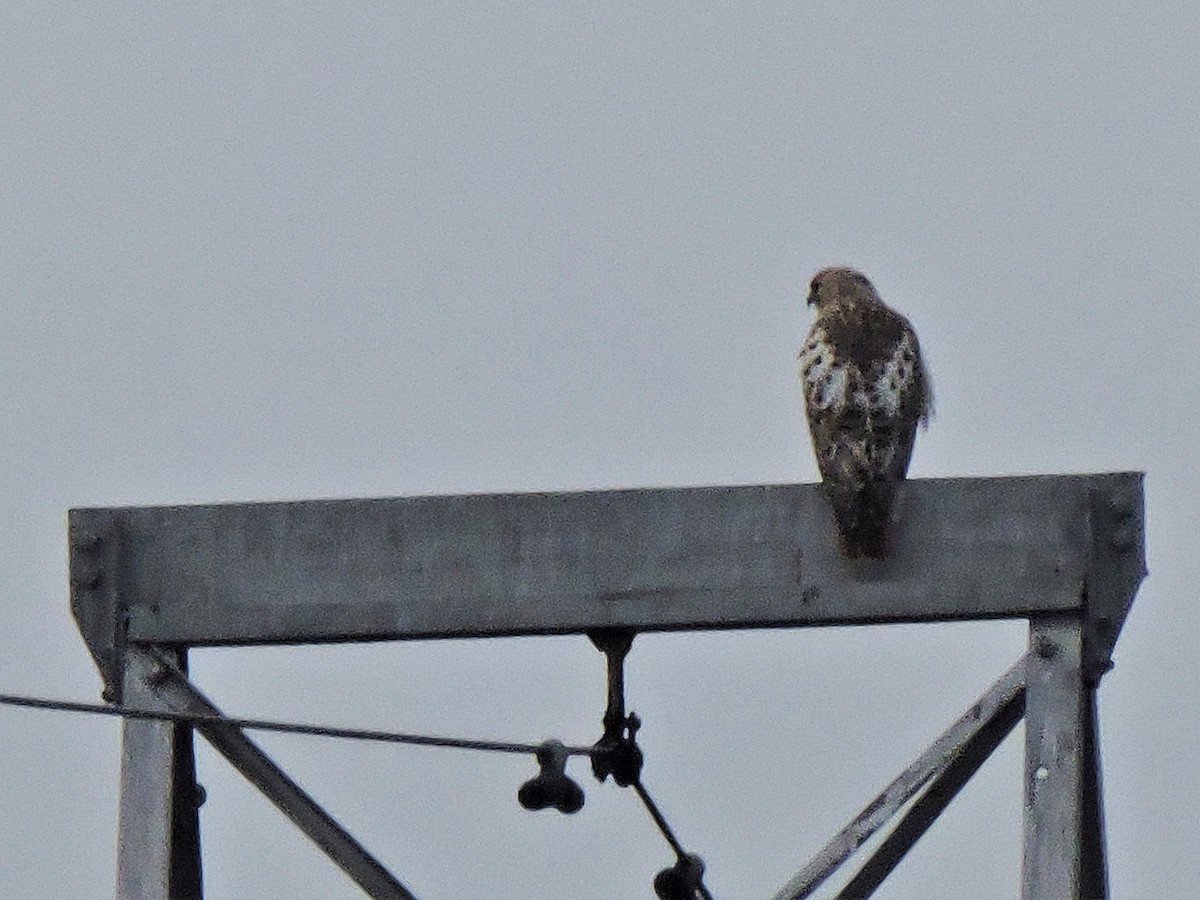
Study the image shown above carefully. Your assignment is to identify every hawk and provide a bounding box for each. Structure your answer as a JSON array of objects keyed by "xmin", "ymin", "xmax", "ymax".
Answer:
[{"xmin": 798, "ymin": 267, "xmax": 931, "ymax": 559}]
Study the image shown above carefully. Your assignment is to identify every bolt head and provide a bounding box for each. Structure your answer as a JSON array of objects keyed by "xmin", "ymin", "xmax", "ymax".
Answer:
[
  {"xmin": 1109, "ymin": 523, "xmax": 1136, "ymax": 551},
  {"xmin": 1108, "ymin": 489, "xmax": 1136, "ymax": 519},
  {"xmin": 1034, "ymin": 635, "xmax": 1058, "ymax": 659}
]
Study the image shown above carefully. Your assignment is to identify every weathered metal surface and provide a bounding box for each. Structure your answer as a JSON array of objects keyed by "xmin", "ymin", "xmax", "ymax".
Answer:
[
  {"xmin": 1082, "ymin": 475, "xmax": 1148, "ymax": 678},
  {"xmin": 1022, "ymin": 615, "xmax": 1086, "ymax": 899},
  {"xmin": 73, "ymin": 472, "xmax": 1145, "ymax": 899},
  {"xmin": 117, "ymin": 648, "xmax": 197, "ymax": 900},
  {"xmin": 773, "ymin": 656, "xmax": 1027, "ymax": 900},
  {"xmin": 69, "ymin": 512, "xmax": 126, "ymax": 702},
  {"xmin": 67, "ymin": 474, "xmax": 1124, "ymax": 649},
  {"xmin": 143, "ymin": 650, "xmax": 416, "ymax": 900}
]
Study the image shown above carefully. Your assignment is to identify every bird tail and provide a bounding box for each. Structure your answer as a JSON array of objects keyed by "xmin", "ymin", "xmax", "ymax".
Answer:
[{"xmin": 827, "ymin": 481, "xmax": 897, "ymax": 560}]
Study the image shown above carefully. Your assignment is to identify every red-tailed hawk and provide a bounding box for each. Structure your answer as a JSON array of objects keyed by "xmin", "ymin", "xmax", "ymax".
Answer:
[{"xmin": 798, "ymin": 267, "xmax": 931, "ymax": 559}]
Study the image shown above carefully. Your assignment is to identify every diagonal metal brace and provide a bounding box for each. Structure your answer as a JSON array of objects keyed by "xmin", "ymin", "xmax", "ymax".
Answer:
[
  {"xmin": 773, "ymin": 654, "xmax": 1028, "ymax": 900},
  {"xmin": 129, "ymin": 646, "xmax": 416, "ymax": 900},
  {"xmin": 833, "ymin": 673, "xmax": 1025, "ymax": 897}
]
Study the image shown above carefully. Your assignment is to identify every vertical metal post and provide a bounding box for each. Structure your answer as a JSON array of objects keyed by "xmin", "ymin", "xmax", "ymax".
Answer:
[
  {"xmin": 1080, "ymin": 690, "xmax": 1109, "ymax": 898},
  {"xmin": 117, "ymin": 648, "xmax": 203, "ymax": 900},
  {"xmin": 1023, "ymin": 615, "xmax": 1086, "ymax": 899}
]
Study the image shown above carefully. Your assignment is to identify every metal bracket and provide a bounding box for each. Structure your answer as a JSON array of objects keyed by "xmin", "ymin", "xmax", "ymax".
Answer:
[
  {"xmin": 70, "ymin": 512, "xmax": 126, "ymax": 703},
  {"xmin": 588, "ymin": 628, "xmax": 643, "ymax": 787},
  {"xmin": 1081, "ymin": 477, "xmax": 1148, "ymax": 682}
]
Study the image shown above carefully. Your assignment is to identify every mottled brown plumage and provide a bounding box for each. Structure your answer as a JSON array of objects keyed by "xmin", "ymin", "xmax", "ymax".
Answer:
[{"xmin": 798, "ymin": 267, "xmax": 931, "ymax": 559}]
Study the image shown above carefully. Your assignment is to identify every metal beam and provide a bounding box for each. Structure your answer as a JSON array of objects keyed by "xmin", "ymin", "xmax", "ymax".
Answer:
[
  {"xmin": 773, "ymin": 655, "xmax": 1026, "ymax": 900},
  {"xmin": 1022, "ymin": 615, "xmax": 1086, "ymax": 899},
  {"xmin": 128, "ymin": 648, "xmax": 416, "ymax": 900},
  {"xmin": 833, "ymin": 677, "xmax": 1024, "ymax": 898},
  {"xmin": 117, "ymin": 648, "xmax": 202, "ymax": 900},
  {"xmin": 69, "ymin": 475, "xmax": 1143, "ymax": 659}
]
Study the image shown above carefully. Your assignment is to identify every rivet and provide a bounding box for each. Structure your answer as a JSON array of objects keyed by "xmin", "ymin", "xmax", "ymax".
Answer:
[
  {"xmin": 1109, "ymin": 523, "xmax": 1136, "ymax": 551},
  {"xmin": 145, "ymin": 662, "xmax": 172, "ymax": 687},
  {"xmin": 75, "ymin": 533, "xmax": 104, "ymax": 553},
  {"xmin": 1108, "ymin": 490, "xmax": 1135, "ymax": 520},
  {"xmin": 1034, "ymin": 636, "xmax": 1058, "ymax": 659},
  {"xmin": 70, "ymin": 561, "xmax": 102, "ymax": 590}
]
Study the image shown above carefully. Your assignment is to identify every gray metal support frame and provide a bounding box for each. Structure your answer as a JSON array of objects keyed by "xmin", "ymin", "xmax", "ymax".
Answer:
[
  {"xmin": 836, "ymin": 680, "xmax": 1024, "ymax": 898},
  {"xmin": 118, "ymin": 648, "xmax": 202, "ymax": 900},
  {"xmin": 119, "ymin": 646, "xmax": 414, "ymax": 900},
  {"xmin": 1023, "ymin": 615, "xmax": 1091, "ymax": 898},
  {"xmin": 775, "ymin": 616, "xmax": 1110, "ymax": 900},
  {"xmin": 773, "ymin": 656, "xmax": 1027, "ymax": 900},
  {"xmin": 70, "ymin": 473, "xmax": 1146, "ymax": 898},
  {"xmin": 71, "ymin": 476, "xmax": 1117, "ymax": 656}
]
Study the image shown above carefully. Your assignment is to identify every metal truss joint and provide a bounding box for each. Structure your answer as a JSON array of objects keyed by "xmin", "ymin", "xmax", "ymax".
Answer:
[{"xmin": 69, "ymin": 512, "xmax": 128, "ymax": 704}]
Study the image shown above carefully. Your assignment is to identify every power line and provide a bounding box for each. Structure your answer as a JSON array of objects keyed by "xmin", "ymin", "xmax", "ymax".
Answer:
[
  {"xmin": 0, "ymin": 690, "xmax": 712, "ymax": 894},
  {"xmin": 634, "ymin": 779, "xmax": 715, "ymax": 900},
  {"xmin": 634, "ymin": 779, "xmax": 688, "ymax": 857},
  {"xmin": 0, "ymin": 691, "xmax": 596, "ymax": 757}
]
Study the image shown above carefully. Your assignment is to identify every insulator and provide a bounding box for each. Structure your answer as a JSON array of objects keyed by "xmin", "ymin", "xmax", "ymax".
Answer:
[
  {"xmin": 517, "ymin": 740, "xmax": 585, "ymax": 815},
  {"xmin": 653, "ymin": 854, "xmax": 705, "ymax": 900}
]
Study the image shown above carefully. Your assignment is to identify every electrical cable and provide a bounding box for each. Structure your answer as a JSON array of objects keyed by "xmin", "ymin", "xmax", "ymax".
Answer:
[
  {"xmin": 633, "ymin": 779, "xmax": 688, "ymax": 857},
  {"xmin": 0, "ymin": 691, "xmax": 711, "ymax": 894},
  {"xmin": 633, "ymin": 778, "xmax": 715, "ymax": 900},
  {"xmin": 0, "ymin": 691, "xmax": 596, "ymax": 757}
]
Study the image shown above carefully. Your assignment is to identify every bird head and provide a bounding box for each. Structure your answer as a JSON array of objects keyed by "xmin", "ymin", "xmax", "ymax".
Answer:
[{"xmin": 807, "ymin": 267, "xmax": 879, "ymax": 311}]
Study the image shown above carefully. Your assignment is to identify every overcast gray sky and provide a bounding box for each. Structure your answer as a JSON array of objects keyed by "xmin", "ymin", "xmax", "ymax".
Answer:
[{"xmin": 1, "ymin": 4, "xmax": 1195, "ymax": 898}]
